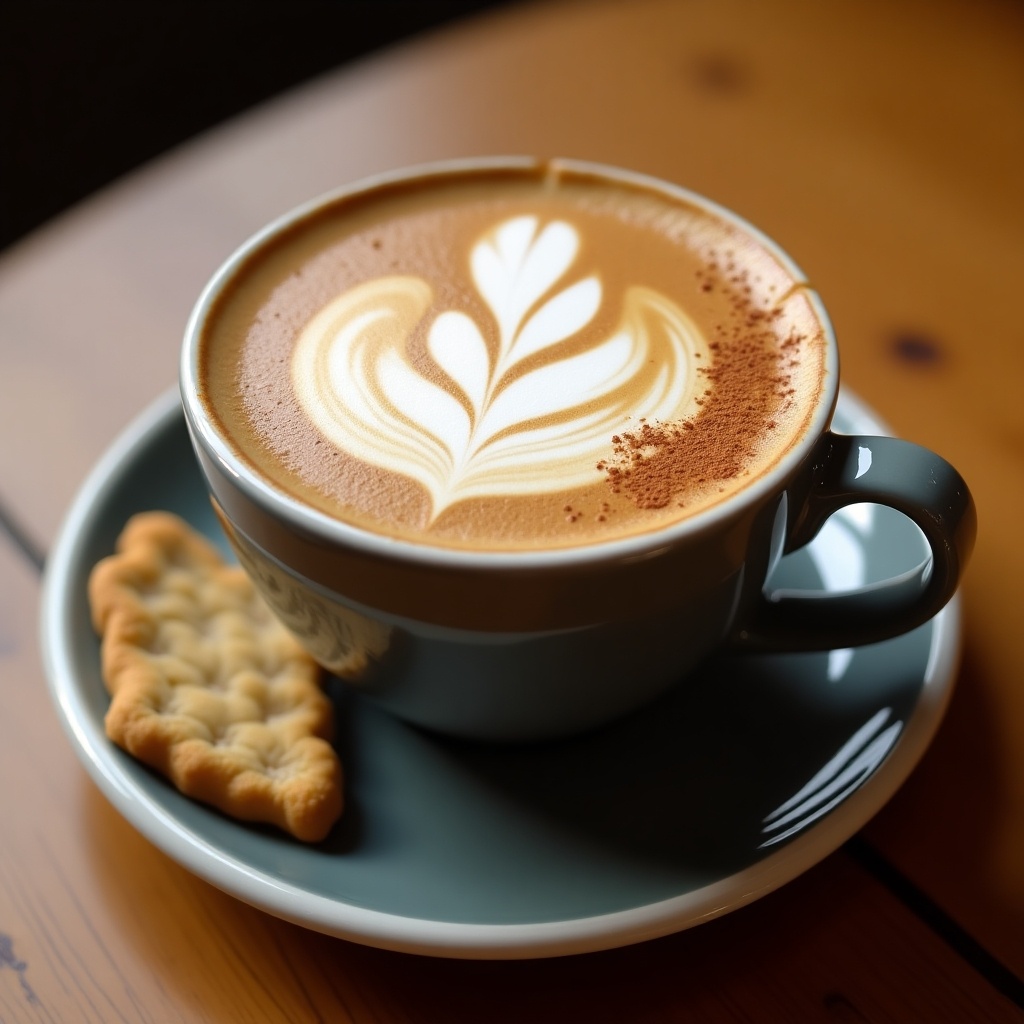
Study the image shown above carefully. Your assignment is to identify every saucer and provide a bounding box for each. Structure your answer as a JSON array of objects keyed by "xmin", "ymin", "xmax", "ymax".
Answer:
[{"xmin": 42, "ymin": 387, "xmax": 960, "ymax": 959}]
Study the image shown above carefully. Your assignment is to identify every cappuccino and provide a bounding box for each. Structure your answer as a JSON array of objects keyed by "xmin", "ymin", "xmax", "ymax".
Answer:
[{"xmin": 200, "ymin": 162, "xmax": 825, "ymax": 550}]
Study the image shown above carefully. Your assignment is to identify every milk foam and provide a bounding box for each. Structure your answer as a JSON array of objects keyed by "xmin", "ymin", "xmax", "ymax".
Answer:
[
  {"xmin": 291, "ymin": 215, "xmax": 711, "ymax": 520},
  {"xmin": 200, "ymin": 166, "xmax": 826, "ymax": 551}
]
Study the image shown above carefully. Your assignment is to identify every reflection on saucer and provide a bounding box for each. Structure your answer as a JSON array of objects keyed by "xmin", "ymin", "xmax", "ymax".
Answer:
[
  {"xmin": 806, "ymin": 502, "xmax": 875, "ymax": 681},
  {"xmin": 760, "ymin": 707, "xmax": 903, "ymax": 848}
]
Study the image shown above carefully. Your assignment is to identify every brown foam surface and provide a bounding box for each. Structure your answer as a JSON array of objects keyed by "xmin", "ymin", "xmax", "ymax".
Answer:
[{"xmin": 200, "ymin": 164, "xmax": 826, "ymax": 550}]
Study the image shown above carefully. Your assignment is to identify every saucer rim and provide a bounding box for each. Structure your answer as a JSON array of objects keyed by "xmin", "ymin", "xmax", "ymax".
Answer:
[{"xmin": 40, "ymin": 386, "xmax": 960, "ymax": 959}]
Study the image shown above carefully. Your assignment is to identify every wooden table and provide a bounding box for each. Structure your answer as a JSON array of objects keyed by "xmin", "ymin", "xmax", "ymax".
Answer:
[{"xmin": 3, "ymin": 0, "xmax": 1022, "ymax": 1019}]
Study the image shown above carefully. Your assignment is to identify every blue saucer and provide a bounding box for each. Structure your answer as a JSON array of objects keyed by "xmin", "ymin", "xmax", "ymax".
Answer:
[{"xmin": 41, "ymin": 388, "xmax": 960, "ymax": 958}]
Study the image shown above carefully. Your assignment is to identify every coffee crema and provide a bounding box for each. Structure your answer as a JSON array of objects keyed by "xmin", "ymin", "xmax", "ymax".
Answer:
[{"xmin": 200, "ymin": 163, "xmax": 826, "ymax": 550}]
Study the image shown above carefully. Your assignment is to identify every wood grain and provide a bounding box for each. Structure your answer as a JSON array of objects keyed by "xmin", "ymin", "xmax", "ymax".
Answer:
[
  {"xmin": 2, "ymin": 0, "xmax": 1020, "ymax": 542},
  {"xmin": 1, "ymin": 0, "xmax": 1022, "ymax": 1013}
]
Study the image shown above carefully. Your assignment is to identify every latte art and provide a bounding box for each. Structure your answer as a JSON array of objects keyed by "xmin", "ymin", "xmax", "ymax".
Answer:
[
  {"xmin": 199, "ymin": 164, "xmax": 826, "ymax": 550},
  {"xmin": 291, "ymin": 215, "xmax": 710, "ymax": 520}
]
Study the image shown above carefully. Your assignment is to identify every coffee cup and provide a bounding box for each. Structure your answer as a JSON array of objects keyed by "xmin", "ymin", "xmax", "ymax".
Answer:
[{"xmin": 180, "ymin": 158, "xmax": 975, "ymax": 741}]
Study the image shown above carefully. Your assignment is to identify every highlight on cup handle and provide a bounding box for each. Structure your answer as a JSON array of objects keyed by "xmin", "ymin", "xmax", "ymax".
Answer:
[{"xmin": 732, "ymin": 432, "xmax": 976, "ymax": 652}]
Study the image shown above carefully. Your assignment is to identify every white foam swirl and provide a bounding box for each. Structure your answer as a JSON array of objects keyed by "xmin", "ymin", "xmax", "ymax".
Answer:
[{"xmin": 292, "ymin": 215, "xmax": 711, "ymax": 519}]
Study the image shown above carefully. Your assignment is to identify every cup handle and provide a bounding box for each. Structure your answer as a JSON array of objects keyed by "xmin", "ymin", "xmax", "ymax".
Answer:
[{"xmin": 732, "ymin": 432, "xmax": 976, "ymax": 651}]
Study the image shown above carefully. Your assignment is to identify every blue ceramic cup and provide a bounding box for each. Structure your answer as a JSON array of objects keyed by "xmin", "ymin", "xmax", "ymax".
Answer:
[{"xmin": 180, "ymin": 159, "xmax": 975, "ymax": 741}]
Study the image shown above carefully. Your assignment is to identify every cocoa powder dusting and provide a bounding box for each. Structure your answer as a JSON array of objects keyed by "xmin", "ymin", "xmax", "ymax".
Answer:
[{"xmin": 601, "ymin": 260, "xmax": 803, "ymax": 510}]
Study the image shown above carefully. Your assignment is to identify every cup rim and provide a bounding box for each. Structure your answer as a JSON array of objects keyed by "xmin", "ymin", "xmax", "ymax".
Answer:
[{"xmin": 180, "ymin": 156, "xmax": 839, "ymax": 571}]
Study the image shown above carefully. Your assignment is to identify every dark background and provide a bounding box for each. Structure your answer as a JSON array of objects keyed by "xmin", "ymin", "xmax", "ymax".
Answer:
[{"xmin": 0, "ymin": 2, "xmax": 510, "ymax": 253}]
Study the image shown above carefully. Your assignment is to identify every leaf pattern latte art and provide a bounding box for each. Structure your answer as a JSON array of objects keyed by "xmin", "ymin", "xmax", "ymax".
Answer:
[{"xmin": 292, "ymin": 215, "xmax": 711, "ymax": 520}]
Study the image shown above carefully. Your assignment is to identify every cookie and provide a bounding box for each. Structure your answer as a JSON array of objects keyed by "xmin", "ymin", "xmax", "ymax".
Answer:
[{"xmin": 88, "ymin": 511, "xmax": 343, "ymax": 842}]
